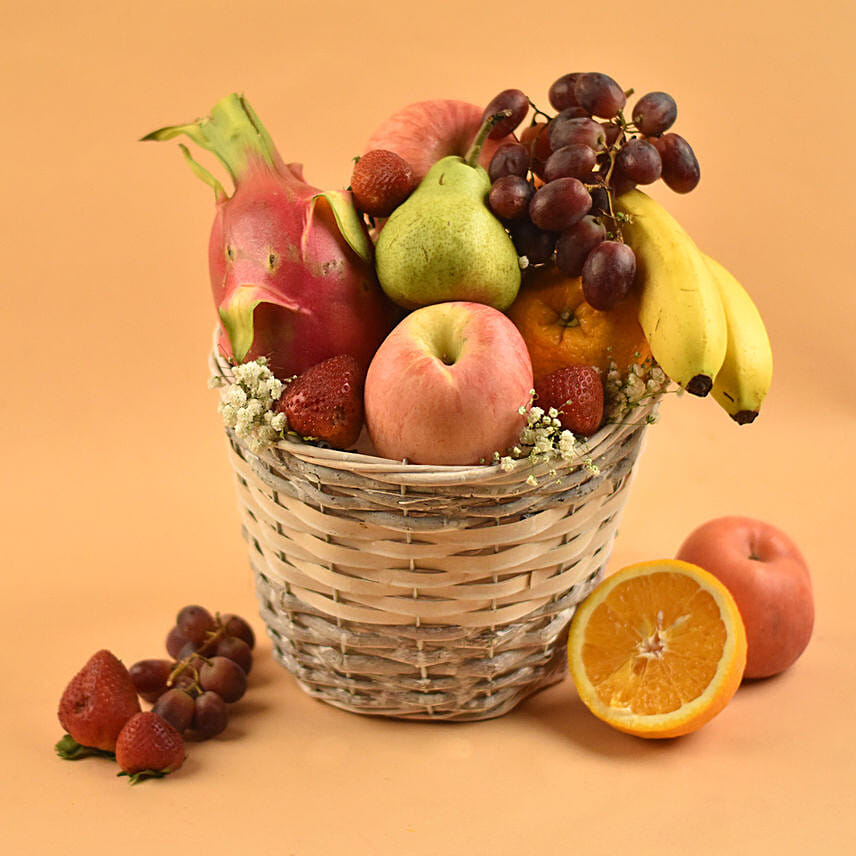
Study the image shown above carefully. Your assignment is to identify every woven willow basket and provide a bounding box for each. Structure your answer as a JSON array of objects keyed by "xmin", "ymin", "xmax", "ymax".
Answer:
[{"xmin": 211, "ymin": 348, "xmax": 657, "ymax": 721}]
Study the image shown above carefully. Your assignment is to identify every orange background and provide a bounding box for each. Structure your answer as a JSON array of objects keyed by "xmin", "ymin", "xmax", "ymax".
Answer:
[{"xmin": 3, "ymin": 1, "xmax": 855, "ymax": 853}]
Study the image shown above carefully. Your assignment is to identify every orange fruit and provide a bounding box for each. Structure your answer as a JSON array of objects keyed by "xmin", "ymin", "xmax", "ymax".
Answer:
[
  {"xmin": 568, "ymin": 559, "xmax": 747, "ymax": 739},
  {"xmin": 507, "ymin": 264, "xmax": 651, "ymax": 381}
]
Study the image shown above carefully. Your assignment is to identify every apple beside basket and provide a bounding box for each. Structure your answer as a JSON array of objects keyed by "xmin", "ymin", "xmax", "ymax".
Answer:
[{"xmin": 210, "ymin": 343, "xmax": 658, "ymax": 721}]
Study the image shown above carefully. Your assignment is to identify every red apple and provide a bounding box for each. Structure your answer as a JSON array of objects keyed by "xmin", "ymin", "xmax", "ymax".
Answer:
[
  {"xmin": 364, "ymin": 100, "xmax": 514, "ymax": 184},
  {"xmin": 676, "ymin": 516, "xmax": 813, "ymax": 679},
  {"xmin": 364, "ymin": 302, "xmax": 533, "ymax": 465}
]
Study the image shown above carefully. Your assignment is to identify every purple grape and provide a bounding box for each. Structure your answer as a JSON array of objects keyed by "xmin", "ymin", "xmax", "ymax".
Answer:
[
  {"xmin": 556, "ymin": 216, "xmax": 608, "ymax": 278},
  {"xmin": 650, "ymin": 133, "xmax": 700, "ymax": 193},
  {"xmin": 171, "ymin": 655, "xmax": 205, "ymax": 696},
  {"xmin": 614, "ymin": 139, "xmax": 662, "ymax": 185},
  {"xmin": 582, "ymin": 241, "xmax": 637, "ymax": 310},
  {"xmin": 220, "ymin": 613, "xmax": 256, "ymax": 650},
  {"xmin": 632, "ymin": 91, "xmax": 677, "ymax": 137},
  {"xmin": 544, "ymin": 144, "xmax": 597, "ymax": 181},
  {"xmin": 153, "ymin": 688, "xmax": 196, "ymax": 733},
  {"xmin": 554, "ymin": 105, "xmax": 590, "ymax": 122},
  {"xmin": 214, "ymin": 635, "xmax": 253, "ymax": 675},
  {"xmin": 177, "ymin": 639, "xmax": 203, "ymax": 659},
  {"xmin": 510, "ymin": 220, "xmax": 557, "ymax": 265},
  {"xmin": 199, "ymin": 656, "xmax": 247, "ymax": 703},
  {"xmin": 488, "ymin": 141, "xmax": 529, "ymax": 182},
  {"xmin": 191, "ymin": 691, "xmax": 228, "ymax": 740},
  {"xmin": 166, "ymin": 625, "xmax": 189, "ymax": 659},
  {"xmin": 574, "ymin": 72, "xmax": 627, "ymax": 119},
  {"xmin": 482, "ymin": 89, "xmax": 529, "ymax": 139},
  {"xmin": 176, "ymin": 605, "xmax": 216, "ymax": 644},
  {"xmin": 129, "ymin": 659, "xmax": 173, "ymax": 703},
  {"xmin": 529, "ymin": 178, "xmax": 592, "ymax": 232},
  {"xmin": 488, "ymin": 175, "xmax": 535, "ymax": 221},
  {"xmin": 610, "ymin": 171, "xmax": 637, "ymax": 197},
  {"xmin": 548, "ymin": 117, "xmax": 607, "ymax": 153},
  {"xmin": 548, "ymin": 73, "xmax": 583, "ymax": 111},
  {"xmin": 601, "ymin": 122, "xmax": 623, "ymax": 148},
  {"xmin": 588, "ymin": 183, "xmax": 611, "ymax": 217}
]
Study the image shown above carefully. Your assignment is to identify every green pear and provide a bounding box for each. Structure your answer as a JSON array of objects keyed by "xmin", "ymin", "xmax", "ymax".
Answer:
[{"xmin": 374, "ymin": 155, "xmax": 521, "ymax": 310}]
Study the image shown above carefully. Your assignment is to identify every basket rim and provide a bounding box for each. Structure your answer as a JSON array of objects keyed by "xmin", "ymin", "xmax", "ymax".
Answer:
[{"xmin": 210, "ymin": 340, "xmax": 658, "ymax": 485}]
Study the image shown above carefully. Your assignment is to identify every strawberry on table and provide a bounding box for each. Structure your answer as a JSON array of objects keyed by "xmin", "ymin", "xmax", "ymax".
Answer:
[
  {"xmin": 56, "ymin": 649, "xmax": 141, "ymax": 756},
  {"xmin": 279, "ymin": 354, "xmax": 365, "ymax": 450},
  {"xmin": 115, "ymin": 712, "xmax": 186, "ymax": 784},
  {"xmin": 534, "ymin": 365, "xmax": 604, "ymax": 437}
]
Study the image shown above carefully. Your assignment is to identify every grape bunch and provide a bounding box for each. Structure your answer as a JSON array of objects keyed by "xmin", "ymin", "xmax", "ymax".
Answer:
[
  {"xmin": 129, "ymin": 605, "xmax": 256, "ymax": 740},
  {"xmin": 480, "ymin": 74, "xmax": 700, "ymax": 310}
]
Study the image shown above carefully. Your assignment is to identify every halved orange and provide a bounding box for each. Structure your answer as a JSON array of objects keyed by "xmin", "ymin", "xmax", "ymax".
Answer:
[{"xmin": 568, "ymin": 559, "xmax": 747, "ymax": 738}]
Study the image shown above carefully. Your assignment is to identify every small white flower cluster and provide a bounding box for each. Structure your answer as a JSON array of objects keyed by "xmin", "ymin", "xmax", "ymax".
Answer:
[
  {"xmin": 604, "ymin": 360, "xmax": 670, "ymax": 422},
  {"xmin": 211, "ymin": 358, "xmax": 287, "ymax": 453},
  {"xmin": 496, "ymin": 401, "xmax": 598, "ymax": 487}
]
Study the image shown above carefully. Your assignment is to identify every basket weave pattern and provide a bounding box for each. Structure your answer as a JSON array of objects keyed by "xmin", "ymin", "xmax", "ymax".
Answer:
[{"xmin": 212, "ymin": 351, "xmax": 655, "ymax": 720}]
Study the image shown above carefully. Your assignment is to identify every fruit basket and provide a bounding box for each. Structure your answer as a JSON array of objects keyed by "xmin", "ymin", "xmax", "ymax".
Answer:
[
  {"xmin": 146, "ymin": 72, "xmax": 772, "ymax": 722},
  {"xmin": 210, "ymin": 347, "xmax": 657, "ymax": 720}
]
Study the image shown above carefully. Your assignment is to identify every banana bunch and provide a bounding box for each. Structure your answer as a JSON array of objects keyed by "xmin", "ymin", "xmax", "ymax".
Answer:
[{"xmin": 616, "ymin": 190, "xmax": 773, "ymax": 424}]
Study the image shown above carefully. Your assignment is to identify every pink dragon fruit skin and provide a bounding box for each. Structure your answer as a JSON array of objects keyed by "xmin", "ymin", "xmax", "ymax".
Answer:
[{"xmin": 145, "ymin": 94, "xmax": 397, "ymax": 380}]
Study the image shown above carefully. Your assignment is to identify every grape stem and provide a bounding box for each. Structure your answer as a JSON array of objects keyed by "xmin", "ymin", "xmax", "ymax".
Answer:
[
  {"xmin": 166, "ymin": 618, "xmax": 231, "ymax": 690},
  {"xmin": 527, "ymin": 99, "xmax": 552, "ymax": 123},
  {"xmin": 601, "ymin": 110, "xmax": 631, "ymax": 241},
  {"xmin": 465, "ymin": 110, "xmax": 512, "ymax": 167}
]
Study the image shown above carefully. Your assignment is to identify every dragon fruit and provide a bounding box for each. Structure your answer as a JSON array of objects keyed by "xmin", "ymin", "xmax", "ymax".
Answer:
[{"xmin": 144, "ymin": 94, "xmax": 397, "ymax": 380}]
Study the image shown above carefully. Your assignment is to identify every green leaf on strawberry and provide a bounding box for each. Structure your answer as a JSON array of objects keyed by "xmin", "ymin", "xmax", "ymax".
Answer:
[
  {"xmin": 117, "ymin": 767, "xmax": 172, "ymax": 785},
  {"xmin": 54, "ymin": 734, "xmax": 116, "ymax": 761}
]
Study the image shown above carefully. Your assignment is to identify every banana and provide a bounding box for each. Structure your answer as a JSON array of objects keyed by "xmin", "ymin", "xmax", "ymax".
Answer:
[
  {"xmin": 702, "ymin": 253, "xmax": 773, "ymax": 424},
  {"xmin": 616, "ymin": 190, "xmax": 727, "ymax": 396}
]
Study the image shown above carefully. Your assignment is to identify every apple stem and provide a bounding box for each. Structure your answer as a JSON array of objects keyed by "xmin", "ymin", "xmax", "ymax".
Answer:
[{"xmin": 464, "ymin": 110, "xmax": 511, "ymax": 167}]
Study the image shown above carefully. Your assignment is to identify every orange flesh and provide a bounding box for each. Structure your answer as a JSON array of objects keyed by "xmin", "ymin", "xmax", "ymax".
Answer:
[{"xmin": 581, "ymin": 572, "xmax": 727, "ymax": 715}]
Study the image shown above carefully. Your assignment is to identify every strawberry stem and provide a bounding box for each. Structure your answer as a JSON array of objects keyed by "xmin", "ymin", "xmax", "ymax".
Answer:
[
  {"xmin": 55, "ymin": 734, "xmax": 116, "ymax": 761},
  {"xmin": 118, "ymin": 768, "xmax": 171, "ymax": 785}
]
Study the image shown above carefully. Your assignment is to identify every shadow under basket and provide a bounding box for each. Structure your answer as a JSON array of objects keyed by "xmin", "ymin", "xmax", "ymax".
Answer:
[{"xmin": 212, "ymin": 350, "xmax": 657, "ymax": 721}]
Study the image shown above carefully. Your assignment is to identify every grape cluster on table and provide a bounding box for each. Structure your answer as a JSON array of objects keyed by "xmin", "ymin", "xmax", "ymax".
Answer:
[
  {"xmin": 129, "ymin": 605, "xmax": 255, "ymax": 740},
  {"xmin": 482, "ymin": 72, "xmax": 700, "ymax": 311}
]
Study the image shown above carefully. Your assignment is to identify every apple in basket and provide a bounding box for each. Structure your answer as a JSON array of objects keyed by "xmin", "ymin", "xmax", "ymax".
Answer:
[{"xmin": 364, "ymin": 301, "xmax": 534, "ymax": 465}]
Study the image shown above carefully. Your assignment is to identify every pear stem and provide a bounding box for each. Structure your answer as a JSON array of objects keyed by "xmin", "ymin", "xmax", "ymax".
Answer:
[{"xmin": 464, "ymin": 110, "xmax": 512, "ymax": 167}]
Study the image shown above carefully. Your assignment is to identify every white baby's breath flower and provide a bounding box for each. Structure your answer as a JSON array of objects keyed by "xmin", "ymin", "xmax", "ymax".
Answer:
[
  {"xmin": 534, "ymin": 435, "xmax": 553, "ymax": 456},
  {"xmin": 500, "ymin": 361, "xmax": 670, "ymax": 481},
  {"xmin": 228, "ymin": 385, "xmax": 248, "ymax": 408},
  {"xmin": 603, "ymin": 360, "xmax": 671, "ymax": 421},
  {"xmin": 219, "ymin": 402, "xmax": 238, "ymax": 428},
  {"xmin": 215, "ymin": 358, "xmax": 287, "ymax": 452}
]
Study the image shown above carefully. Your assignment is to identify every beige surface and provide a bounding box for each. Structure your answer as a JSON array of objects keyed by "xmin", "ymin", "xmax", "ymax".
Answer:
[{"xmin": 3, "ymin": 1, "xmax": 855, "ymax": 853}]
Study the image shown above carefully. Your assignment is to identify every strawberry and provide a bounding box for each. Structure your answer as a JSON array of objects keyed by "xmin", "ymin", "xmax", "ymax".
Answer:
[
  {"xmin": 534, "ymin": 365, "xmax": 604, "ymax": 437},
  {"xmin": 351, "ymin": 149, "xmax": 416, "ymax": 218},
  {"xmin": 56, "ymin": 649, "xmax": 141, "ymax": 755},
  {"xmin": 115, "ymin": 712, "xmax": 186, "ymax": 784},
  {"xmin": 279, "ymin": 354, "xmax": 365, "ymax": 449}
]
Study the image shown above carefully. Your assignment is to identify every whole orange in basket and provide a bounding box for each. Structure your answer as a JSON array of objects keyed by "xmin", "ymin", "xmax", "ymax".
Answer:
[
  {"xmin": 568, "ymin": 559, "xmax": 747, "ymax": 739},
  {"xmin": 507, "ymin": 264, "xmax": 651, "ymax": 381}
]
